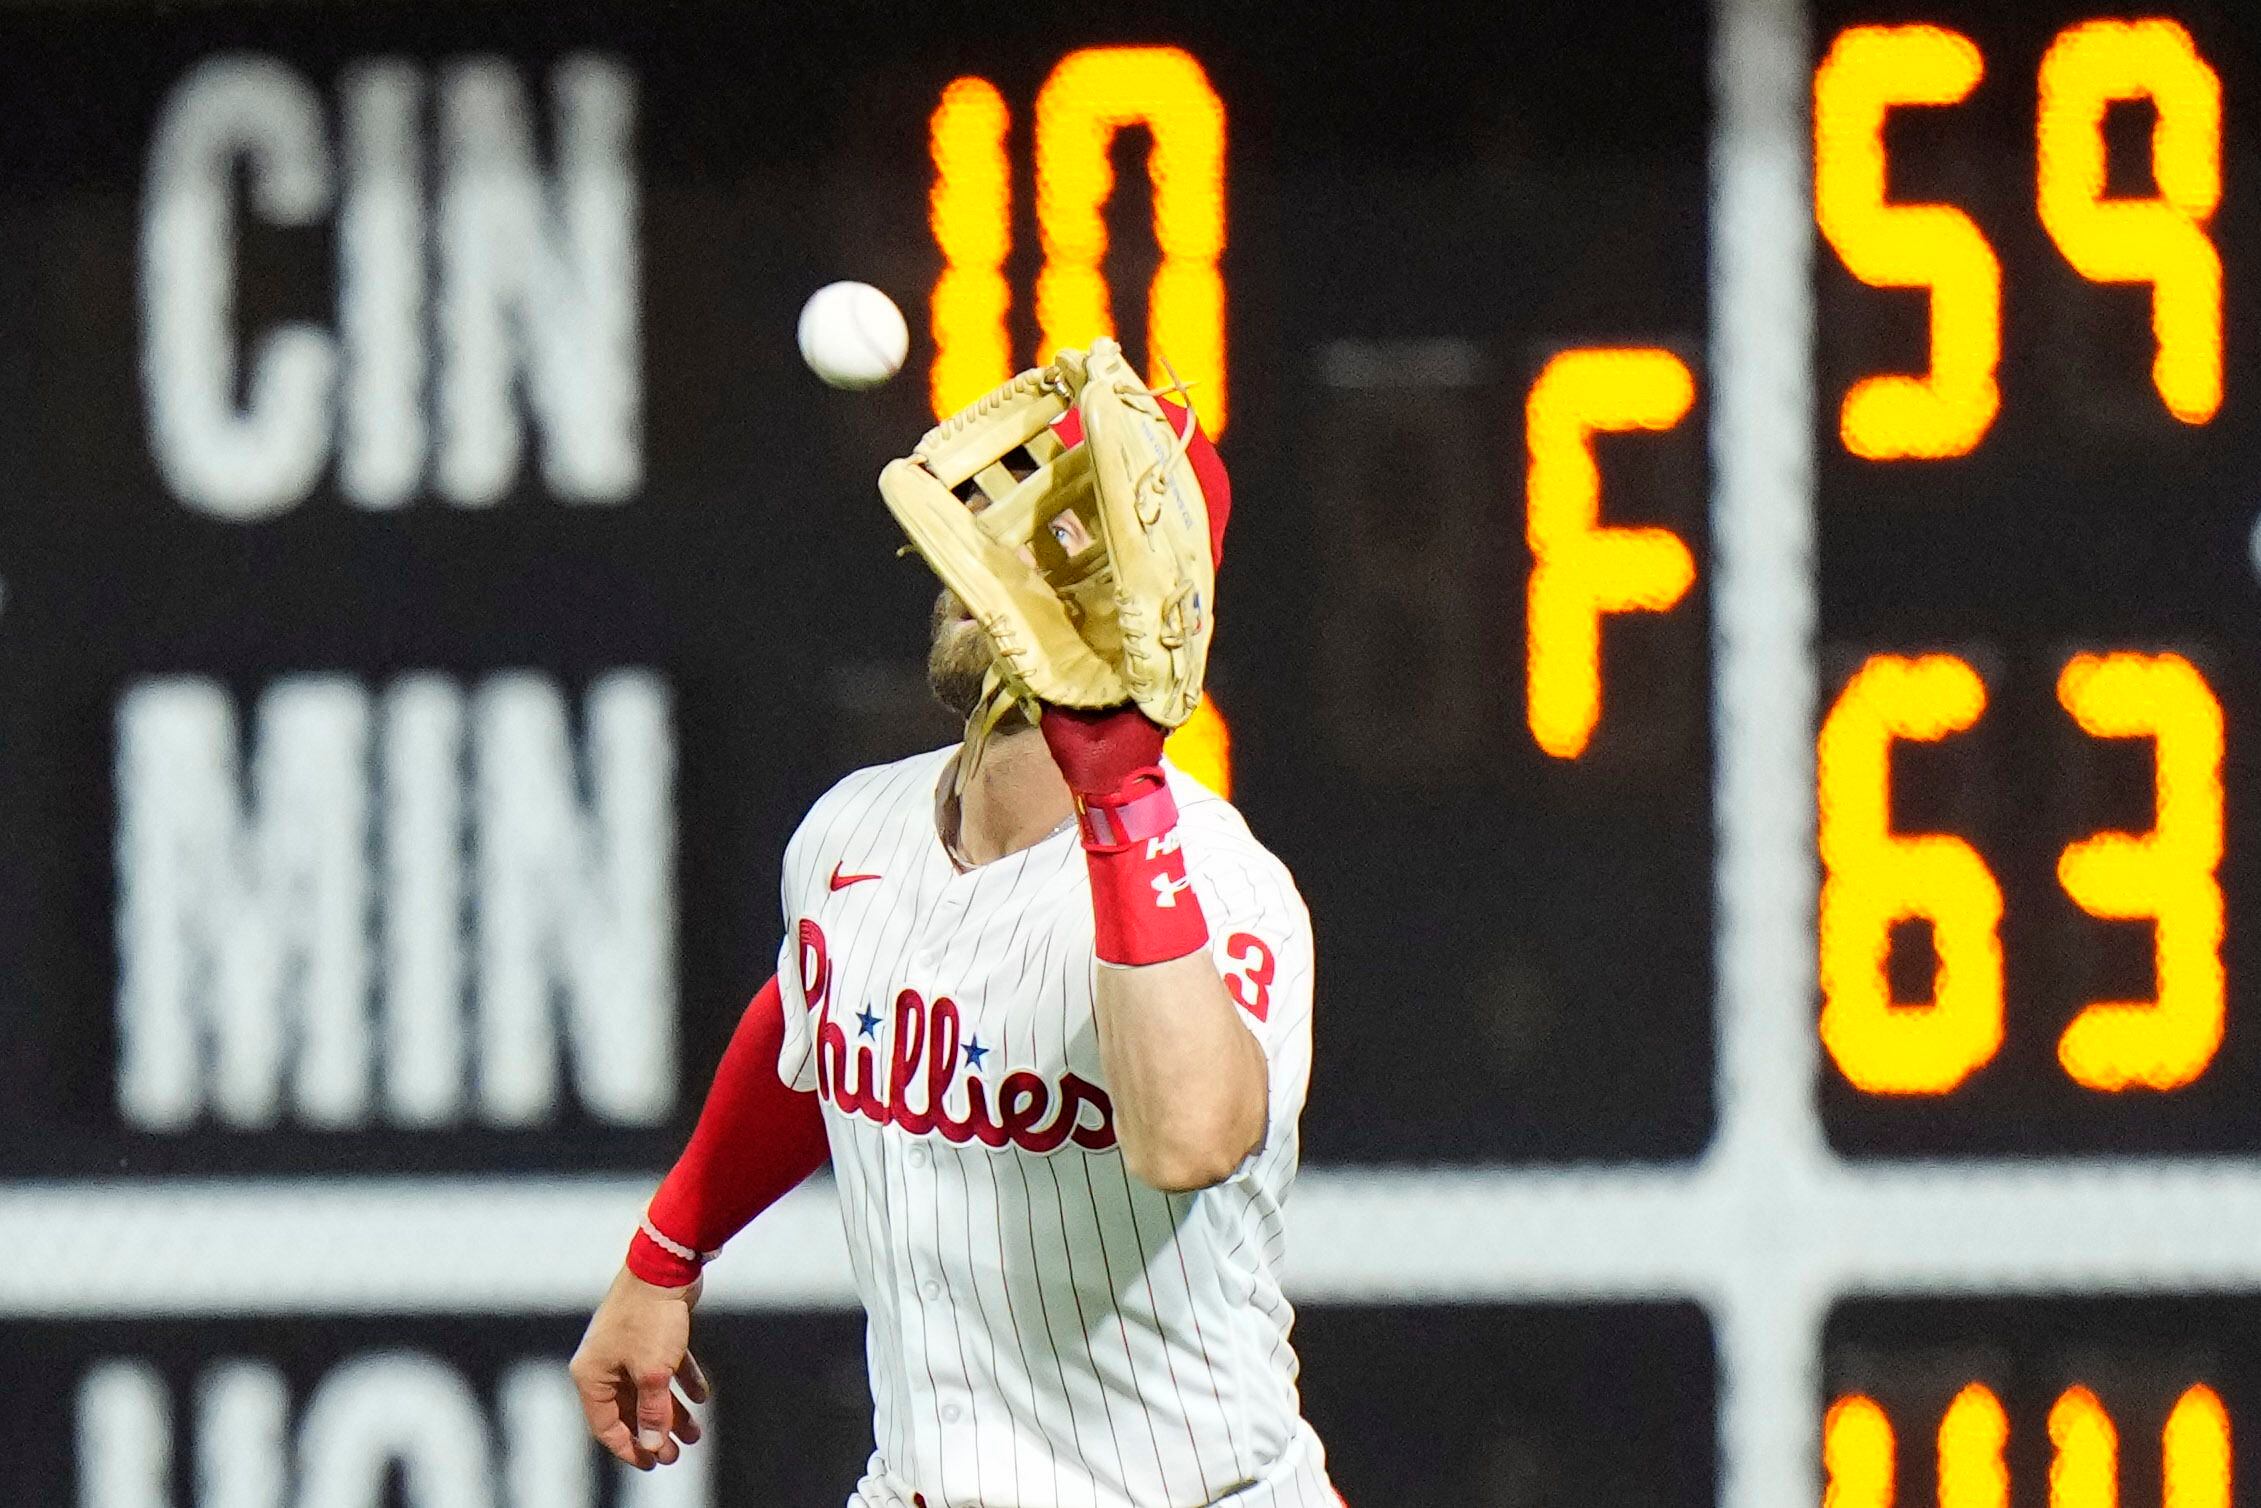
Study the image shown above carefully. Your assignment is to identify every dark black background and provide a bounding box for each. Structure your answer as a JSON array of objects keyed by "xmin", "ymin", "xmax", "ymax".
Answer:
[
  {"xmin": 1815, "ymin": 0, "xmax": 2261, "ymax": 1154},
  {"xmin": 0, "ymin": 0, "xmax": 1713, "ymax": 1173}
]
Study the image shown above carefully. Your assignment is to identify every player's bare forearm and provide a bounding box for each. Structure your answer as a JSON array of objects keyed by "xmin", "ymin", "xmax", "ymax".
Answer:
[{"xmin": 1093, "ymin": 948, "xmax": 1267, "ymax": 1191}]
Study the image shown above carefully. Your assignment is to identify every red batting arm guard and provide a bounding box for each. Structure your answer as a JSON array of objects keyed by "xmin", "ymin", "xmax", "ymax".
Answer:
[
  {"xmin": 625, "ymin": 976, "xmax": 831, "ymax": 1288},
  {"xmin": 1043, "ymin": 706, "xmax": 1211, "ymax": 967}
]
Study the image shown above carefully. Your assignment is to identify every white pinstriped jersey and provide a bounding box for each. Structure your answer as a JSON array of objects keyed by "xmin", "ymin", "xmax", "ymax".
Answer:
[{"xmin": 772, "ymin": 745, "xmax": 1336, "ymax": 1508}]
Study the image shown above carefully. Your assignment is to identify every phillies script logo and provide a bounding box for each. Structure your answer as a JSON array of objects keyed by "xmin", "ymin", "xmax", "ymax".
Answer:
[{"xmin": 800, "ymin": 920, "xmax": 1117, "ymax": 1154}]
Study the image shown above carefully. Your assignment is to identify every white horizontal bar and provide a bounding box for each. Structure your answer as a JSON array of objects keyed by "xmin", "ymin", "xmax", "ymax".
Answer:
[
  {"xmin": 11, "ymin": 1159, "xmax": 2261, "ymax": 1318},
  {"xmin": 1808, "ymin": 1159, "xmax": 2261, "ymax": 1292},
  {"xmin": 0, "ymin": 1175, "xmax": 850, "ymax": 1316}
]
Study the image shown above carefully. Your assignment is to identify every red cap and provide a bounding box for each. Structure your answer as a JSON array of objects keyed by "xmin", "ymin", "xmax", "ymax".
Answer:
[{"xmin": 1050, "ymin": 399, "xmax": 1230, "ymax": 570}]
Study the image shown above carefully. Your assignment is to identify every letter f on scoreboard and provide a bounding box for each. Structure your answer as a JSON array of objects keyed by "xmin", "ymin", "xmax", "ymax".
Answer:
[{"xmin": 1525, "ymin": 346, "xmax": 1699, "ymax": 760}]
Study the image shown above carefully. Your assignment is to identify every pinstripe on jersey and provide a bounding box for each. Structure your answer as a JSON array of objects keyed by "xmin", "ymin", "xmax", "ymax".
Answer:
[{"xmin": 771, "ymin": 745, "xmax": 1337, "ymax": 1508}]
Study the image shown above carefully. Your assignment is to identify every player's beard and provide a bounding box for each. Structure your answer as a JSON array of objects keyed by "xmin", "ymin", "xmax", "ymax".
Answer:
[{"xmin": 926, "ymin": 589, "xmax": 995, "ymax": 721}]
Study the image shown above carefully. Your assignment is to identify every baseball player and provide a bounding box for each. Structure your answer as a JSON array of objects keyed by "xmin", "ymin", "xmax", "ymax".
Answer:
[{"xmin": 571, "ymin": 343, "xmax": 1338, "ymax": 1506}]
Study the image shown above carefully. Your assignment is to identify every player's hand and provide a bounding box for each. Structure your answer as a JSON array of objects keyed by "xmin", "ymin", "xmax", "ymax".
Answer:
[{"xmin": 569, "ymin": 1266, "xmax": 710, "ymax": 1470}]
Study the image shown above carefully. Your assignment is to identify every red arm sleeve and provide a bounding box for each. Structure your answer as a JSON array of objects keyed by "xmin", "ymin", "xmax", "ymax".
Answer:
[{"xmin": 625, "ymin": 976, "xmax": 831, "ymax": 1287}]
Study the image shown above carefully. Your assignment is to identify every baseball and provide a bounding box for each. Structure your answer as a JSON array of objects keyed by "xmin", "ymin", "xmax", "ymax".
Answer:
[{"xmin": 796, "ymin": 281, "xmax": 909, "ymax": 390}]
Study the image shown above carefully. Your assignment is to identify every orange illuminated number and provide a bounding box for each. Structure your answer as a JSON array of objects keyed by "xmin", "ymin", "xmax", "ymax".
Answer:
[
  {"xmin": 1940, "ymin": 1386, "xmax": 2012, "ymax": 1508},
  {"xmin": 1823, "ymin": 1385, "xmax": 2008, "ymax": 1508},
  {"xmin": 928, "ymin": 78, "xmax": 1014, "ymax": 418},
  {"xmin": 2038, "ymin": 20, "xmax": 2223, "ymax": 425},
  {"xmin": 1824, "ymin": 1395, "xmax": 1896, "ymax": 1508},
  {"xmin": 1817, "ymin": 654, "xmax": 2004, "ymax": 1094},
  {"xmin": 1832, "ymin": 1386, "xmax": 2230, "ymax": 1508},
  {"xmin": 930, "ymin": 48, "xmax": 1228, "ymax": 431},
  {"xmin": 1035, "ymin": 46, "xmax": 1228, "ymax": 430},
  {"xmin": 2050, "ymin": 1384, "xmax": 2234, "ymax": 1508},
  {"xmin": 2054, "ymin": 652, "xmax": 2225, "ymax": 1091},
  {"xmin": 1163, "ymin": 695, "xmax": 1233, "ymax": 797},
  {"xmin": 2050, "ymin": 1387, "xmax": 2118, "ymax": 1508},
  {"xmin": 1524, "ymin": 348, "xmax": 1697, "ymax": 759},
  {"xmin": 1815, "ymin": 25, "xmax": 2001, "ymax": 460},
  {"xmin": 2165, "ymin": 1386, "xmax": 2233, "ymax": 1508}
]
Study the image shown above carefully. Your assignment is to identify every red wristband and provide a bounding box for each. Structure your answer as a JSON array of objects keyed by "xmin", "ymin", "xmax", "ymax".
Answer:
[
  {"xmin": 627, "ymin": 1219, "xmax": 710, "ymax": 1289},
  {"xmin": 1076, "ymin": 767, "xmax": 1210, "ymax": 966}
]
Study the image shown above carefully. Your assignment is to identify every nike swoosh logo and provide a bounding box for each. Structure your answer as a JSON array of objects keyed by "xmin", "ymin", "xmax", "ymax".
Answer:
[{"xmin": 829, "ymin": 864, "xmax": 882, "ymax": 891}]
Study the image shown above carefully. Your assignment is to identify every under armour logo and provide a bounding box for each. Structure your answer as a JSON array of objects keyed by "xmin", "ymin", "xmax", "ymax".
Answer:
[{"xmin": 1151, "ymin": 872, "xmax": 1195, "ymax": 907}]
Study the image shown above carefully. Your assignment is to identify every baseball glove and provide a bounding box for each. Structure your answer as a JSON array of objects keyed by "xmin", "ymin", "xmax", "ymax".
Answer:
[{"xmin": 879, "ymin": 338, "xmax": 1218, "ymax": 732}]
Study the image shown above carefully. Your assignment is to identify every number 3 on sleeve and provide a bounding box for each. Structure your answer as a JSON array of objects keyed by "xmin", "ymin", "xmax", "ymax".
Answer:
[{"xmin": 1223, "ymin": 932, "xmax": 1275, "ymax": 1022}]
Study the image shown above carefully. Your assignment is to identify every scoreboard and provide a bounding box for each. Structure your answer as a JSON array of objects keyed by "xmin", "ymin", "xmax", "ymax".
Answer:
[{"xmin": 0, "ymin": 0, "xmax": 2254, "ymax": 1503}]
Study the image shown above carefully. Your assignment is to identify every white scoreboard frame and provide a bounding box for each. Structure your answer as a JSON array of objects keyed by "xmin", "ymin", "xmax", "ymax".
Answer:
[{"xmin": 9, "ymin": 3, "xmax": 2261, "ymax": 1505}]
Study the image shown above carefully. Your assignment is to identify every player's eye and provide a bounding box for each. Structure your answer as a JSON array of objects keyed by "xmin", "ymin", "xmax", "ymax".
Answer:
[{"xmin": 1044, "ymin": 510, "xmax": 1093, "ymax": 554}]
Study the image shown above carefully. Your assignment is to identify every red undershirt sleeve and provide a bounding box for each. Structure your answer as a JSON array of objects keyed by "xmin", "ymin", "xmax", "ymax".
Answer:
[{"xmin": 624, "ymin": 976, "xmax": 831, "ymax": 1287}]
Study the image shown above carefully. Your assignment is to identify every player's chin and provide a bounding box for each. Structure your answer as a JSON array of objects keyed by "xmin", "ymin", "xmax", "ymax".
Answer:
[
  {"xmin": 927, "ymin": 657, "xmax": 986, "ymax": 721},
  {"xmin": 927, "ymin": 622, "xmax": 990, "ymax": 722}
]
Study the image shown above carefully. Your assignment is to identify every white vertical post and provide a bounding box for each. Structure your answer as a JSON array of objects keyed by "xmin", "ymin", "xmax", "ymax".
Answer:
[{"xmin": 1711, "ymin": 0, "xmax": 1824, "ymax": 1503}]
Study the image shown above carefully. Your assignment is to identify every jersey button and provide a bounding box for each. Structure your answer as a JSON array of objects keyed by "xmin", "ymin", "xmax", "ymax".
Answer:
[
  {"xmin": 941, "ymin": 1402, "xmax": 963, "ymax": 1424},
  {"xmin": 907, "ymin": 1145, "xmax": 930, "ymax": 1169},
  {"xmin": 921, "ymin": 1280, "xmax": 942, "ymax": 1301}
]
